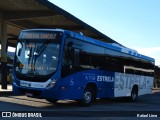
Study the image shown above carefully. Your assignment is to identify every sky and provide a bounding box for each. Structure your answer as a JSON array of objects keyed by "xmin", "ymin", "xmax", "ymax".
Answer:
[{"xmin": 49, "ymin": 0, "xmax": 160, "ymax": 65}]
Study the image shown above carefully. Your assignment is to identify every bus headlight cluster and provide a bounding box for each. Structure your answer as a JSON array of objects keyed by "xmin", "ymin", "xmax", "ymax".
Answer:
[{"xmin": 46, "ymin": 79, "xmax": 57, "ymax": 89}]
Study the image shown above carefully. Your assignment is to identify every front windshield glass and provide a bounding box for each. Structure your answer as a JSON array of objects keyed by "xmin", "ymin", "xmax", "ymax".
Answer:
[
  {"xmin": 14, "ymin": 41, "xmax": 60, "ymax": 81},
  {"xmin": 14, "ymin": 31, "xmax": 62, "ymax": 82},
  {"xmin": 16, "ymin": 41, "xmax": 60, "ymax": 75}
]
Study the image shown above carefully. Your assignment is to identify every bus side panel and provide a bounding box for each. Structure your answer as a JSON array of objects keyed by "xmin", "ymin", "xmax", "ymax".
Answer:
[
  {"xmin": 60, "ymin": 70, "xmax": 115, "ymax": 100},
  {"xmin": 97, "ymin": 82, "xmax": 114, "ymax": 98},
  {"xmin": 138, "ymin": 76, "xmax": 153, "ymax": 95},
  {"xmin": 58, "ymin": 86, "xmax": 84, "ymax": 100},
  {"xmin": 114, "ymin": 73, "xmax": 154, "ymax": 97}
]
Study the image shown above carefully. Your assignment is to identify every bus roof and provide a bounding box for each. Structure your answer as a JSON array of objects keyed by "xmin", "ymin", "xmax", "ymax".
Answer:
[
  {"xmin": 64, "ymin": 30, "xmax": 155, "ymax": 63},
  {"xmin": 21, "ymin": 29, "xmax": 155, "ymax": 63}
]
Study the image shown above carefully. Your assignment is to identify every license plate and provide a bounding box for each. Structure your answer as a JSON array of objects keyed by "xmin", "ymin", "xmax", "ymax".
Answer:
[{"xmin": 20, "ymin": 81, "xmax": 32, "ymax": 87}]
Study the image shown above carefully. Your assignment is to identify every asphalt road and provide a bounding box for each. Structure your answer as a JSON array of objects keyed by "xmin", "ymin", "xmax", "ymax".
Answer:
[{"xmin": 0, "ymin": 90, "xmax": 160, "ymax": 120}]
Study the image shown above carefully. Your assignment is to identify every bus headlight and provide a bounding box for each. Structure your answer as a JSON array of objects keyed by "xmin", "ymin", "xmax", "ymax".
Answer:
[{"xmin": 46, "ymin": 79, "xmax": 57, "ymax": 89}]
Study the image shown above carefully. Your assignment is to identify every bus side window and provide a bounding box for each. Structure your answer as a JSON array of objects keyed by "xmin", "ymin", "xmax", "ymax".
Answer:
[
  {"xmin": 61, "ymin": 46, "xmax": 80, "ymax": 77},
  {"xmin": 73, "ymin": 49, "xmax": 80, "ymax": 68},
  {"xmin": 67, "ymin": 47, "xmax": 80, "ymax": 68},
  {"xmin": 80, "ymin": 51, "xmax": 91, "ymax": 69},
  {"xmin": 62, "ymin": 46, "xmax": 68, "ymax": 66},
  {"xmin": 61, "ymin": 46, "xmax": 71, "ymax": 77}
]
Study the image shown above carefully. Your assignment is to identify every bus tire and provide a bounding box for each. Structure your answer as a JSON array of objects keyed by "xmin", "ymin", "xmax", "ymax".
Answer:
[
  {"xmin": 130, "ymin": 86, "xmax": 138, "ymax": 102},
  {"xmin": 78, "ymin": 87, "xmax": 95, "ymax": 106},
  {"xmin": 46, "ymin": 99, "xmax": 58, "ymax": 104}
]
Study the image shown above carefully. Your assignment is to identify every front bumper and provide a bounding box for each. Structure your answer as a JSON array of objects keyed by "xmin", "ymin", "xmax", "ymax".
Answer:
[{"xmin": 12, "ymin": 83, "xmax": 60, "ymax": 100}]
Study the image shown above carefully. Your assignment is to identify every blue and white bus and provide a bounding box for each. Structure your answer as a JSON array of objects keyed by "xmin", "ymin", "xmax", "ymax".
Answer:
[{"xmin": 12, "ymin": 29, "xmax": 155, "ymax": 106}]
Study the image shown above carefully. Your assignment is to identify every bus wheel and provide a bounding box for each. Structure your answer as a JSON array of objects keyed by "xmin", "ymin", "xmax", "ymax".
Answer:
[
  {"xmin": 130, "ymin": 86, "xmax": 138, "ymax": 102},
  {"xmin": 46, "ymin": 99, "xmax": 58, "ymax": 104},
  {"xmin": 78, "ymin": 87, "xmax": 95, "ymax": 106}
]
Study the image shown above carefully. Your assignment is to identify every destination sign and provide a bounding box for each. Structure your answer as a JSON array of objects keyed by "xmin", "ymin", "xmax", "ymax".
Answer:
[{"xmin": 19, "ymin": 32, "xmax": 57, "ymax": 39}]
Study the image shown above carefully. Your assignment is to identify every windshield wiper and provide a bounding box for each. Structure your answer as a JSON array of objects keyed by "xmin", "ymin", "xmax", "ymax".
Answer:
[
  {"xmin": 33, "ymin": 41, "xmax": 49, "ymax": 67},
  {"xmin": 35, "ymin": 40, "xmax": 49, "ymax": 56}
]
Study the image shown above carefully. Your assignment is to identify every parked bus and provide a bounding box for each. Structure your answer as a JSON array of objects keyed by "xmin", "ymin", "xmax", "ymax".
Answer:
[{"xmin": 12, "ymin": 29, "xmax": 155, "ymax": 106}]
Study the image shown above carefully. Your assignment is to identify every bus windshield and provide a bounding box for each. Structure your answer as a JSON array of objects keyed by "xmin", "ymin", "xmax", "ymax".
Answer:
[{"xmin": 14, "ymin": 40, "xmax": 60, "ymax": 82}]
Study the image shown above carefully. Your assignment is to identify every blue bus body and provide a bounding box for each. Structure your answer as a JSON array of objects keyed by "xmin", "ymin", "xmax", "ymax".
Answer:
[{"xmin": 12, "ymin": 29, "xmax": 155, "ymax": 105}]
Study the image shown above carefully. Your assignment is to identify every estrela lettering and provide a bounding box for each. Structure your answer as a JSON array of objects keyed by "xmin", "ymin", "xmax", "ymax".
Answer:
[{"xmin": 97, "ymin": 76, "xmax": 114, "ymax": 82}]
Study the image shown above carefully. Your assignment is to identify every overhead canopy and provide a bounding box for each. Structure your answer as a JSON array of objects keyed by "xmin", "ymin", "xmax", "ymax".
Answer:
[{"xmin": 0, "ymin": 0, "xmax": 120, "ymax": 47}]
